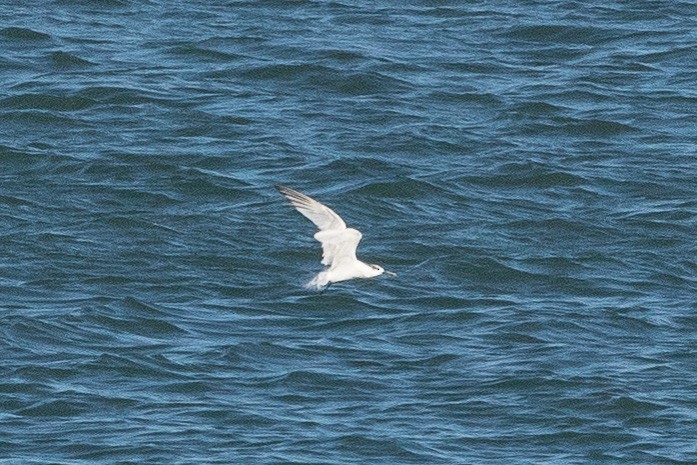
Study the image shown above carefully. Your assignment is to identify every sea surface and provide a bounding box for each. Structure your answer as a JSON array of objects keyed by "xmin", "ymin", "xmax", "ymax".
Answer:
[{"xmin": 1, "ymin": 1, "xmax": 696, "ymax": 464}]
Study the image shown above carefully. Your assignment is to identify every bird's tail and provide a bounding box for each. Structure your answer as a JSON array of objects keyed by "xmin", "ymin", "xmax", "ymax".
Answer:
[{"xmin": 305, "ymin": 272, "xmax": 329, "ymax": 290}]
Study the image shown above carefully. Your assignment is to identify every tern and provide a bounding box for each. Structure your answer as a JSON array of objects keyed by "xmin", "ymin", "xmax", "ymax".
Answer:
[{"xmin": 275, "ymin": 185, "xmax": 395, "ymax": 289}]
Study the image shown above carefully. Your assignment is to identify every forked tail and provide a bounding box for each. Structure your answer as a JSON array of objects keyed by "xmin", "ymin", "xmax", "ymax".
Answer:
[{"xmin": 305, "ymin": 271, "xmax": 330, "ymax": 290}]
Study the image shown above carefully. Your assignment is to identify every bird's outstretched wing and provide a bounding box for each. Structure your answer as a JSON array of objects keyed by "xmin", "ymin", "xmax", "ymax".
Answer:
[
  {"xmin": 275, "ymin": 185, "xmax": 346, "ymax": 231},
  {"xmin": 314, "ymin": 228, "xmax": 362, "ymax": 267},
  {"xmin": 276, "ymin": 185, "xmax": 362, "ymax": 268}
]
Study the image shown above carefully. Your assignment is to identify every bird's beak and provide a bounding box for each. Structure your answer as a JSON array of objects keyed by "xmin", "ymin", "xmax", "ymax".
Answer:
[{"xmin": 385, "ymin": 270, "xmax": 396, "ymax": 277}]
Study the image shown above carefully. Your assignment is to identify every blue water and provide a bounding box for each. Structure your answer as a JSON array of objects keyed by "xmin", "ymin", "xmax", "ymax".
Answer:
[{"xmin": 1, "ymin": 1, "xmax": 696, "ymax": 463}]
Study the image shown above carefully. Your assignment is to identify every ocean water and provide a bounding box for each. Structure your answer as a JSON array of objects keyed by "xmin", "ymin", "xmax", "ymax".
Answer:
[{"xmin": 1, "ymin": 1, "xmax": 696, "ymax": 463}]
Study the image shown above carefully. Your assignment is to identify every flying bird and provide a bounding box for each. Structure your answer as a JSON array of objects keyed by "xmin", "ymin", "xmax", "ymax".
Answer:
[{"xmin": 275, "ymin": 185, "xmax": 395, "ymax": 289}]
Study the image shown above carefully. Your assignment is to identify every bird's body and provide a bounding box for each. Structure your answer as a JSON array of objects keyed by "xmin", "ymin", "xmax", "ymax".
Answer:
[{"xmin": 275, "ymin": 185, "xmax": 394, "ymax": 289}]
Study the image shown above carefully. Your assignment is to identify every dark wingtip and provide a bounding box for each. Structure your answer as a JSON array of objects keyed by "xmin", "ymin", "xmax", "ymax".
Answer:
[
  {"xmin": 275, "ymin": 185, "xmax": 313, "ymax": 208},
  {"xmin": 275, "ymin": 185, "xmax": 305, "ymax": 200}
]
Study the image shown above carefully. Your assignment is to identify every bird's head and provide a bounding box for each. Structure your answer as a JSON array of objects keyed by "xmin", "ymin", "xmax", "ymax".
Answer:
[{"xmin": 369, "ymin": 264, "xmax": 396, "ymax": 277}]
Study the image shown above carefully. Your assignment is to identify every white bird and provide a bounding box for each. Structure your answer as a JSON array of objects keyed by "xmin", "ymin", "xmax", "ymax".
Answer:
[{"xmin": 275, "ymin": 185, "xmax": 395, "ymax": 289}]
